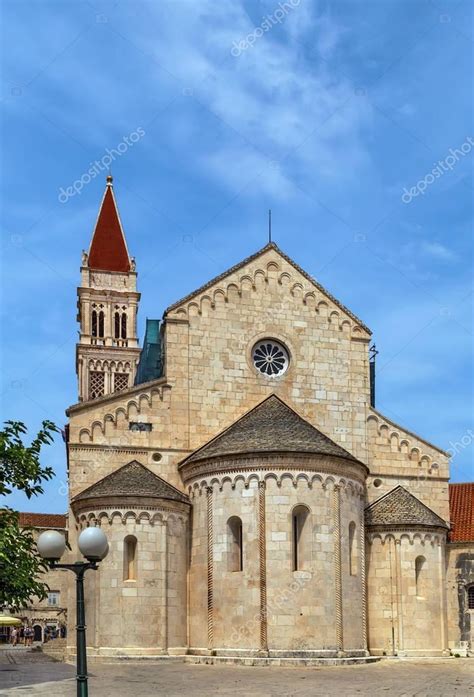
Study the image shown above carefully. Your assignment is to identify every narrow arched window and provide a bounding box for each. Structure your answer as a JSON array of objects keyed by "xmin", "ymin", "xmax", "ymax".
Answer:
[
  {"xmin": 415, "ymin": 555, "xmax": 426, "ymax": 597},
  {"xmin": 468, "ymin": 585, "xmax": 474, "ymax": 610},
  {"xmin": 98, "ymin": 311, "xmax": 105, "ymax": 338},
  {"xmin": 349, "ymin": 521, "xmax": 357, "ymax": 576},
  {"xmin": 121, "ymin": 312, "xmax": 127, "ymax": 339},
  {"xmin": 91, "ymin": 310, "xmax": 98, "ymax": 337},
  {"xmin": 292, "ymin": 505, "xmax": 310, "ymax": 571},
  {"xmin": 124, "ymin": 535, "xmax": 137, "ymax": 581},
  {"xmin": 114, "ymin": 312, "xmax": 120, "ymax": 339},
  {"xmin": 227, "ymin": 516, "xmax": 243, "ymax": 572}
]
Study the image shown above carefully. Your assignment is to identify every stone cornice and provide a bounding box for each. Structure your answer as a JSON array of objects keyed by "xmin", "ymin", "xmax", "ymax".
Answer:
[
  {"xmin": 72, "ymin": 495, "xmax": 190, "ymax": 517},
  {"xmin": 68, "ymin": 443, "xmax": 191, "ymax": 454},
  {"xmin": 181, "ymin": 452, "xmax": 368, "ymax": 487}
]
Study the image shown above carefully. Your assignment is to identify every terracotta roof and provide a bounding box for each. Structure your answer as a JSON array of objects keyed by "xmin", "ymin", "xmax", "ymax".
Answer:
[
  {"xmin": 365, "ymin": 486, "xmax": 448, "ymax": 529},
  {"xmin": 449, "ymin": 483, "xmax": 474, "ymax": 542},
  {"xmin": 180, "ymin": 394, "xmax": 362, "ymax": 467},
  {"xmin": 72, "ymin": 461, "xmax": 189, "ymax": 504},
  {"xmin": 88, "ymin": 177, "xmax": 131, "ymax": 272},
  {"xmin": 165, "ymin": 242, "xmax": 371, "ymax": 334},
  {"xmin": 19, "ymin": 513, "xmax": 67, "ymax": 529}
]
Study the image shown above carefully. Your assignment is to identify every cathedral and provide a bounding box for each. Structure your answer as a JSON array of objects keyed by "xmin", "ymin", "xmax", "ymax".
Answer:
[{"xmin": 60, "ymin": 176, "xmax": 473, "ymax": 661}]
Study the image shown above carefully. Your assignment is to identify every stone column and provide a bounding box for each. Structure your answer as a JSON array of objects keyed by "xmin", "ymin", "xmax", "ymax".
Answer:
[
  {"xmin": 258, "ymin": 481, "xmax": 268, "ymax": 655},
  {"xmin": 359, "ymin": 498, "xmax": 368, "ymax": 652},
  {"xmin": 394, "ymin": 538, "xmax": 404, "ymax": 654},
  {"xmin": 206, "ymin": 486, "xmax": 214, "ymax": 652},
  {"xmin": 333, "ymin": 484, "xmax": 344, "ymax": 654},
  {"xmin": 438, "ymin": 536, "xmax": 450, "ymax": 654},
  {"xmin": 163, "ymin": 518, "xmax": 169, "ymax": 653}
]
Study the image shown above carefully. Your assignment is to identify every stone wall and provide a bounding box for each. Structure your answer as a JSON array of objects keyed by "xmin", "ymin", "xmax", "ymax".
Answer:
[
  {"xmin": 366, "ymin": 530, "xmax": 448, "ymax": 656},
  {"xmin": 68, "ymin": 504, "xmax": 188, "ymax": 657},
  {"xmin": 185, "ymin": 457, "xmax": 367, "ymax": 657}
]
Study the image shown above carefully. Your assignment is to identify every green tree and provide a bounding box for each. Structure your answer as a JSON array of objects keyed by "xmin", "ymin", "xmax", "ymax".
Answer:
[{"xmin": 0, "ymin": 420, "xmax": 58, "ymax": 611}]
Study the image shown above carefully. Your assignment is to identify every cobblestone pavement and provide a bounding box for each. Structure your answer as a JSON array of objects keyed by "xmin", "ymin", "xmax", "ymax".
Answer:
[{"xmin": 0, "ymin": 652, "xmax": 473, "ymax": 696}]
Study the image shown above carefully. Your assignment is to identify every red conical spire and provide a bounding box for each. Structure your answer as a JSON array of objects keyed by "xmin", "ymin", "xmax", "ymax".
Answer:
[{"xmin": 88, "ymin": 176, "xmax": 131, "ymax": 272}]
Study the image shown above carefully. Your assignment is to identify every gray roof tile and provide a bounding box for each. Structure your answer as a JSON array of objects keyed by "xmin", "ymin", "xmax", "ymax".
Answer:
[
  {"xmin": 365, "ymin": 486, "xmax": 448, "ymax": 528},
  {"xmin": 72, "ymin": 461, "xmax": 189, "ymax": 504}
]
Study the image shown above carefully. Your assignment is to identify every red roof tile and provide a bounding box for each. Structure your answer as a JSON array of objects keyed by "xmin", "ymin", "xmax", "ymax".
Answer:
[
  {"xmin": 19, "ymin": 513, "xmax": 67, "ymax": 529},
  {"xmin": 449, "ymin": 483, "xmax": 474, "ymax": 542},
  {"xmin": 88, "ymin": 178, "xmax": 130, "ymax": 272}
]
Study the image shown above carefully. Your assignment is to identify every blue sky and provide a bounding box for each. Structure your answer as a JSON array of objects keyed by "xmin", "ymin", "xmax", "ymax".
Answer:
[{"xmin": 1, "ymin": 0, "xmax": 472, "ymax": 513}]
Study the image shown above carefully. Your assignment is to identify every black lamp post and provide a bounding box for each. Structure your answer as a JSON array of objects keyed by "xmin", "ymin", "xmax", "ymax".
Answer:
[{"xmin": 37, "ymin": 527, "xmax": 109, "ymax": 697}]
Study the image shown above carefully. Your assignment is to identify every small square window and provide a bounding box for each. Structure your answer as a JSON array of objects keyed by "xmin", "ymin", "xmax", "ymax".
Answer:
[
  {"xmin": 129, "ymin": 422, "xmax": 152, "ymax": 432},
  {"xmin": 47, "ymin": 591, "xmax": 60, "ymax": 607}
]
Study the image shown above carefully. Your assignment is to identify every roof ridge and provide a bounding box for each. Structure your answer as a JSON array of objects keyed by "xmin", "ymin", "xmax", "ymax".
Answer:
[
  {"xmin": 165, "ymin": 242, "xmax": 370, "ymax": 333},
  {"xmin": 366, "ymin": 485, "xmax": 448, "ymax": 528},
  {"xmin": 72, "ymin": 460, "xmax": 189, "ymax": 503}
]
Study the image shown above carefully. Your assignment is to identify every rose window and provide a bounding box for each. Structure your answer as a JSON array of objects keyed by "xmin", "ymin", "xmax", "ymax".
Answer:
[{"xmin": 252, "ymin": 339, "xmax": 289, "ymax": 377}]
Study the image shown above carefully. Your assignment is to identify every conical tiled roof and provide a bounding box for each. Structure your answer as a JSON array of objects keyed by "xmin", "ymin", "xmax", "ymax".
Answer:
[
  {"xmin": 365, "ymin": 486, "xmax": 448, "ymax": 528},
  {"xmin": 72, "ymin": 461, "xmax": 189, "ymax": 504},
  {"xmin": 88, "ymin": 177, "xmax": 131, "ymax": 272},
  {"xmin": 180, "ymin": 395, "xmax": 362, "ymax": 466}
]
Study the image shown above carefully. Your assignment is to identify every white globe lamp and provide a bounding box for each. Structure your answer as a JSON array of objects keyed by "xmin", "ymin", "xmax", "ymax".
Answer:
[
  {"xmin": 37, "ymin": 530, "xmax": 67, "ymax": 561},
  {"xmin": 78, "ymin": 527, "xmax": 109, "ymax": 561}
]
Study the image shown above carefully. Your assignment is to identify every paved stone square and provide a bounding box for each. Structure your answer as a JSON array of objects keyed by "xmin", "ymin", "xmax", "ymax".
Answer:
[{"xmin": 0, "ymin": 652, "xmax": 473, "ymax": 696}]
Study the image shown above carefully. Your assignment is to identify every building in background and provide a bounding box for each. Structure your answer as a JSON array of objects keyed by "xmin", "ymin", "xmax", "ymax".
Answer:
[{"xmin": 15, "ymin": 514, "xmax": 68, "ymax": 643}]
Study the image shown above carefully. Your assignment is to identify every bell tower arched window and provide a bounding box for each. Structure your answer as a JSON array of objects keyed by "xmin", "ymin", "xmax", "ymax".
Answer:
[
  {"xmin": 124, "ymin": 535, "xmax": 137, "ymax": 581},
  {"xmin": 227, "ymin": 516, "xmax": 243, "ymax": 572},
  {"xmin": 114, "ymin": 310, "xmax": 120, "ymax": 339},
  {"xmin": 91, "ymin": 310, "xmax": 98, "ymax": 337},
  {"xmin": 121, "ymin": 311, "xmax": 127, "ymax": 339},
  {"xmin": 98, "ymin": 310, "xmax": 104, "ymax": 337},
  {"xmin": 292, "ymin": 505, "xmax": 311, "ymax": 571}
]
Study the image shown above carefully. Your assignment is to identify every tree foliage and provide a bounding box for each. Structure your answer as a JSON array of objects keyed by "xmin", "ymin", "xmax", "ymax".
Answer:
[{"xmin": 0, "ymin": 420, "xmax": 59, "ymax": 611}]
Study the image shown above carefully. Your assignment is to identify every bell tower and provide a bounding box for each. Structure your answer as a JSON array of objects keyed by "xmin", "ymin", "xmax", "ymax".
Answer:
[{"xmin": 76, "ymin": 176, "xmax": 141, "ymax": 402}]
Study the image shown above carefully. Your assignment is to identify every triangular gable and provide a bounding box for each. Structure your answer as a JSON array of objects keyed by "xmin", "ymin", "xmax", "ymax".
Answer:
[
  {"xmin": 180, "ymin": 394, "xmax": 363, "ymax": 467},
  {"xmin": 165, "ymin": 242, "xmax": 371, "ymax": 334},
  {"xmin": 365, "ymin": 485, "xmax": 448, "ymax": 528},
  {"xmin": 88, "ymin": 179, "xmax": 131, "ymax": 272},
  {"xmin": 72, "ymin": 461, "xmax": 189, "ymax": 504}
]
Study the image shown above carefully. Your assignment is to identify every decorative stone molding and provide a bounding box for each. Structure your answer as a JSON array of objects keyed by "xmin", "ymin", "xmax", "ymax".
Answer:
[
  {"xmin": 76, "ymin": 385, "xmax": 170, "ymax": 443},
  {"xmin": 258, "ymin": 481, "xmax": 268, "ymax": 655},
  {"xmin": 366, "ymin": 530, "xmax": 447, "ymax": 546},
  {"xmin": 360, "ymin": 504, "xmax": 368, "ymax": 650},
  {"xmin": 206, "ymin": 486, "xmax": 214, "ymax": 652},
  {"xmin": 166, "ymin": 253, "xmax": 370, "ymax": 339},
  {"xmin": 181, "ymin": 453, "xmax": 368, "ymax": 489},
  {"xmin": 367, "ymin": 410, "xmax": 448, "ymax": 472},
  {"xmin": 186, "ymin": 468, "xmax": 365, "ymax": 500},
  {"xmin": 73, "ymin": 501, "xmax": 189, "ymax": 528},
  {"xmin": 333, "ymin": 484, "xmax": 344, "ymax": 653}
]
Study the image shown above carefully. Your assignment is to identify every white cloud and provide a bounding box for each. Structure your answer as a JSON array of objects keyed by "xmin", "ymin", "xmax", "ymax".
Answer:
[{"xmin": 421, "ymin": 241, "xmax": 457, "ymax": 262}]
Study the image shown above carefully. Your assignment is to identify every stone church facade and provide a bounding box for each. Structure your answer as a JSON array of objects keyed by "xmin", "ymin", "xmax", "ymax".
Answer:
[{"xmin": 60, "ymin": 177, "xmax": 473, "ymax": 660}]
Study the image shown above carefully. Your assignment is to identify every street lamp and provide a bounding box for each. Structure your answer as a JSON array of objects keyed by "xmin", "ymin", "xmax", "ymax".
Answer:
[{"xmin": 37, "ymin": 527, "xmax": 108, "ymax": 697}]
